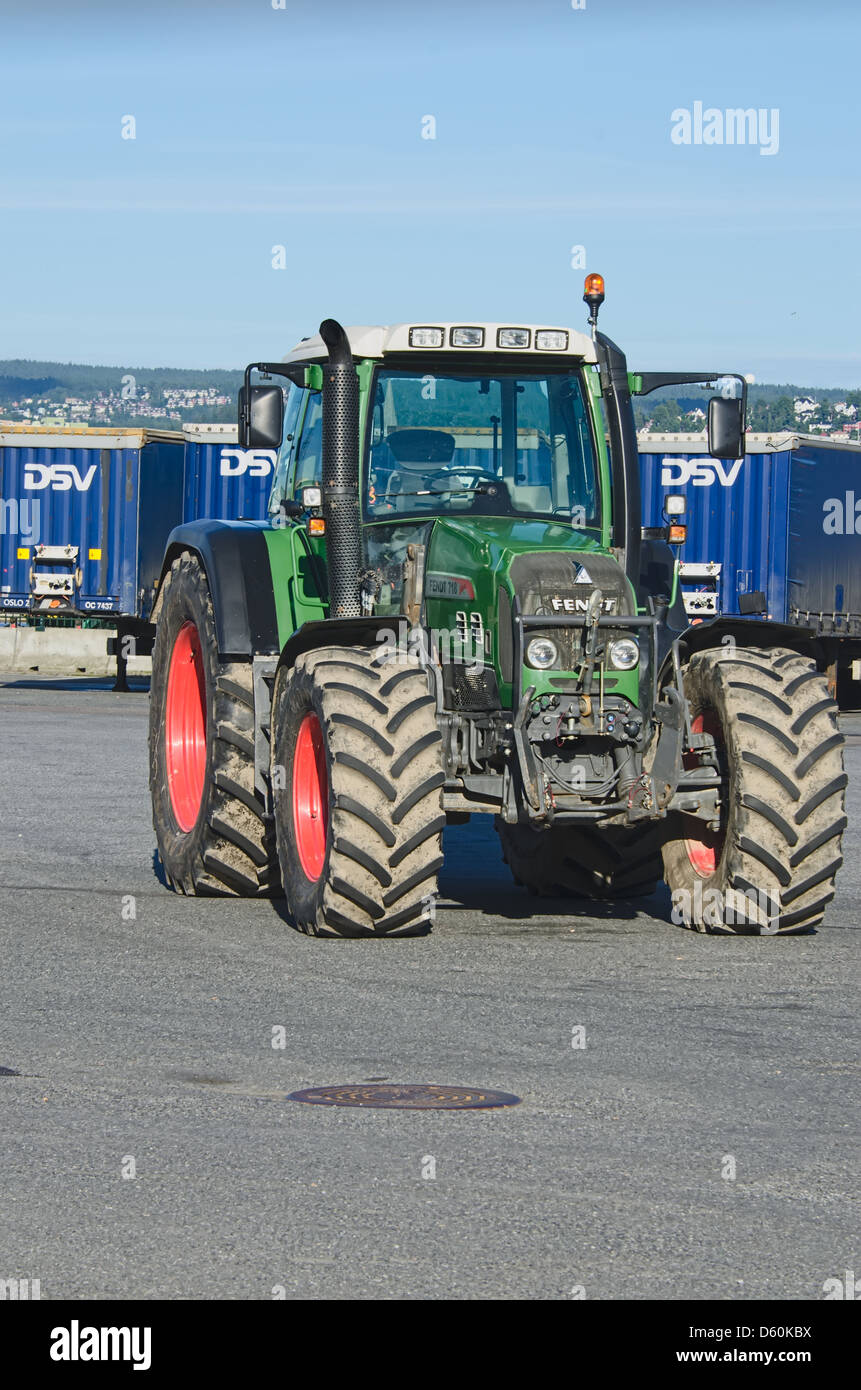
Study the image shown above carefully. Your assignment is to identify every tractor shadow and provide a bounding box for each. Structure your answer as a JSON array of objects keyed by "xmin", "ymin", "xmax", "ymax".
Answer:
[
  {"xmin": 152, "ymin": 850, "xmax": 170, "ymax": 889},
  {"xmin": 0, "ymin": 674, "xmax": 150, "ymax": 693},
  {"xmin": 438, "ymin": 821, "xmax": 672, "ymax": 925}
]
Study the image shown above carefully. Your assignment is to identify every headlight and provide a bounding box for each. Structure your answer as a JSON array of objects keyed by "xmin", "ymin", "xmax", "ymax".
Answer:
[
  {"xmin": 535, "ymin": 329, "xmax": 569, "ymax": 351},
  {"xmin": 408, "ymin": 326, "xmax": 444, "ymax": 347},
  {"xmin": 497, "ymin": 328, "xmax": 531, "ymax": 348},
  {"xmin": 526, "ymin": 637, "xmax": 558, "ymax": 669},
  {"xmin": 450, "ymin": 327, "xmax": 484, "ymax": 347},
  {"xmin": 608, "ymin": 638, "xmax": 639, "ymax": 670}
]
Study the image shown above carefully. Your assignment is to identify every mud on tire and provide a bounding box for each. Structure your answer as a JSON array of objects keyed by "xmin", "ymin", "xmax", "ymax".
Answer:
[
  {"xmin": 149, "ymin": 550, "xmax": 280, "ymax": 896},
  {"xmin": 271, "ymin": 644, "xmax": 445, "ymax": 937},
  {"xmin": 662, "ymin": 645, "xmax": 845, "ymax": 934},
  {"xmin": 496, "ymin": 820, "xmax": 664, "ymax": 899}
]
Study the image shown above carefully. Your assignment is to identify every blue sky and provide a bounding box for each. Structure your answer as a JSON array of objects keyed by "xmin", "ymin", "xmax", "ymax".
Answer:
[{"xmin": 1, "ymin": 0, "xmax": 859, "ymax": 385}]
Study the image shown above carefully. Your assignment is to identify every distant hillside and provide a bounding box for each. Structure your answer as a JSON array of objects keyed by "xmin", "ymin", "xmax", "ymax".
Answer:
[
  {"xmin": 0, "ymin": 360, "xmax": 858, "ymax": 435},
  {"xmin": 0, "ymin": 373, "xmax": 64, "ymax": 400},
  {"xmin": 633, "ymin": 382, "xmax": 861, "ymax": 434},
  {"xmin": 0, "ymin": 360, "xmax": 244, "ymax": 395},
  {"xmin": 0, "ymin": 359, "xmax": 245, "ymax": 429}
]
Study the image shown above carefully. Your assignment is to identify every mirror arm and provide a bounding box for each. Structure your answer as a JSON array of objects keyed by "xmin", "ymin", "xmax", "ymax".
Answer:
[
  {"xmin": 244, "ymin": 361, "xmax": 309, "ymax": 393},
  {"xmin": 633, "ymin": 371, "xmax": 745, "ymax": 397}
]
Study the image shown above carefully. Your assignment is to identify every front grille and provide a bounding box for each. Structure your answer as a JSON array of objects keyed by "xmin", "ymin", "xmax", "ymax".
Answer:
[
  {"xmin": 511, "ymin": 550, "xmax": 635, "ymax": 673},
  {"xmin": 441, "ymin": 663, "xmax": 501, "ymax": 711}
]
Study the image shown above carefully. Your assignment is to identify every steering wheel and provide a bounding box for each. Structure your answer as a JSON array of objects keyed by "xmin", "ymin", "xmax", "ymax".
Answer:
[
  {"xmin": 426, "ymin": 466, "xmax": 502, "ymax": 492},
  {"xmin": 382, "ymin": 466, "xmax": 504, "ymax": 506}
]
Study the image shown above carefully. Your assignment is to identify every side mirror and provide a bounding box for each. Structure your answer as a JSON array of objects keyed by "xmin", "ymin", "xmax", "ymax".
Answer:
[
  {"xmin": 238, "ymin": 384, "xmax": 284, "ymax": 449},
  {"xmin": 708, "ymin": 395, "xmax": 745, "ymax": 460}
]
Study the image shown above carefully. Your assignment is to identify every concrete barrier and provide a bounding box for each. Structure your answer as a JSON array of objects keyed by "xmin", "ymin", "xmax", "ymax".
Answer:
[{"xmin": 0, "ymin": 625, "xmax": 152, "ymax": 677}]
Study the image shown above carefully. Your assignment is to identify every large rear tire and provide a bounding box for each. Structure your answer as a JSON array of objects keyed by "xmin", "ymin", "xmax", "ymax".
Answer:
[
  {"xmin": 496, "ymin": 820, "xmax": 664, "ymax": 899},
  {"xmin": 661, "ymin": 645, "xmax": 846, "ymax": 934},
  {"xmin": 149, "ymin": 551, "xmax": 280, "ymax": 896},
  {"xmin": 272, "ymin": 645, "xmax": 445, "ymax": 937}
]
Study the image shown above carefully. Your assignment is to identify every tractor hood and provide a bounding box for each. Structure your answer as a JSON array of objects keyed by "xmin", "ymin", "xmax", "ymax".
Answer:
[
  {"xmin": 420, "ymin": 514, "xmax": 640, "ymax": 706},
  {"xmin": 425, "ymin": 516, "xmax": 636, "ymax": 618}
]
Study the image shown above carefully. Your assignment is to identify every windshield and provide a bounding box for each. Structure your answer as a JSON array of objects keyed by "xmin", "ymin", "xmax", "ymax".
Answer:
[{"xmin": 364, "ymin": 368, "xmax": 600, "ymax": 525}]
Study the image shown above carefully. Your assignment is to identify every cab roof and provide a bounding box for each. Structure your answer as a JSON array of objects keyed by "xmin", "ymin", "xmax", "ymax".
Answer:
[{"xmin": 282, "ymin": 323, "xmax": 597, "ymax": 364}]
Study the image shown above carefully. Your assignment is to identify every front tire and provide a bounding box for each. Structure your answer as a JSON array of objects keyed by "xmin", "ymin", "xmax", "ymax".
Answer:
[
  {"xmin": 662, "ymin": 646, "xmax": 846, "ymax": 934},
  {"xmin": 272, "ymin": 645, "xmax": 445, "ymax": 937}
]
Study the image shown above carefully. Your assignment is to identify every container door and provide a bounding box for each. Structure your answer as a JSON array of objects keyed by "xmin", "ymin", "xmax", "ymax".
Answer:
[
  {"xmin": 638, "ymin": 445, "xmax": 790, "ymax": 621},
  {"xmin": 1, "ymin": 442, "xmax": 135, "ymax": 619},
  {"xmin": 788, "ymin": 443, "xmax": 861, "ymax": 635}
]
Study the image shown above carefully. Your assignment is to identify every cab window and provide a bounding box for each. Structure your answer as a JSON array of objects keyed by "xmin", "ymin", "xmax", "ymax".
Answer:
[
  {"xmin": 365, "ymin": 369, "xmax": 599, "ymax": 527},
  {"xmin": 268, "ymin": 383, "xmax": 305, "ymax": 515},
  {"xmin": 292, "ymin": 392, "xmax": 324, "ymax": 491}
]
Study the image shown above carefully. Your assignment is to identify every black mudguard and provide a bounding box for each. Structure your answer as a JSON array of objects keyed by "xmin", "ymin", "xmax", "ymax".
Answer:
[
  {"xmin": 153, "ymin": 520, "xmax": 280, "ymax": 659},
  {"xmin": 678, "ymin": 616, "xmax": 825, "ymax": 663},
  {"xmin": 656, "ymin": 615, "xmax": 827, "ymax": 689},
  {"xmin": 278, "ymin": 616, "xmax": 408, "ymax": 671}
]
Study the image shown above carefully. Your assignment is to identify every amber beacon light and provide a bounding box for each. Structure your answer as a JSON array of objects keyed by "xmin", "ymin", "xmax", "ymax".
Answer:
[{"xmin": 583, "ymin": 273, "xmax": 605, "ymax": 337}]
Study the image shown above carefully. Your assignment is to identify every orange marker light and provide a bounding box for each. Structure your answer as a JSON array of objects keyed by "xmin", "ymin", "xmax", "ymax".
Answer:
[
  {"xmin": 668, "ymin": 523, "xmax": 687, "ymax": 544},
  {"xmin": 308, "ymin": 517, "xmax": 326, "ymax": 535}
]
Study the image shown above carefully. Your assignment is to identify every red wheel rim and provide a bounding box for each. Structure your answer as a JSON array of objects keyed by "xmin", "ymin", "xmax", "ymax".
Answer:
[
  {"xmin": 684, "ymin": 709, "xmax": 726, "ymax": 877},
  {"xmin": 293, "ymin": 712, "xmax": 329, "ymax": 880},
  {"xmin": 165, "ymin": 621, "xmax": 207, "ymax": 832}
]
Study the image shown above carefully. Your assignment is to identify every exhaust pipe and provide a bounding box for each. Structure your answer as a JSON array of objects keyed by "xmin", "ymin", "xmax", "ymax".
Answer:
[{"xmin": 319, "ymin": 318, "xmax": 362, "ymax": 619}]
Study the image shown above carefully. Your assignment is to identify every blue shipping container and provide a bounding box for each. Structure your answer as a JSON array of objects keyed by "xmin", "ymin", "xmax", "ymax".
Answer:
[
  {"xmin": 0, "ymin": 427, "xmax": 184, "ymax": 620},
  {"xmin": 639, "ymin": 433, "xmax": 861, "ymax": 644},
  {"xmin": 182, "ymin": 424, "xmax": 273, "ymax": 525}
]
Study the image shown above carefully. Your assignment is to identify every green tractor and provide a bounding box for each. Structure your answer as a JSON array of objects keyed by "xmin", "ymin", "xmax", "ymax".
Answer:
[{"xmin": 147, "ymin": 278, "xmax": 846, "ymax": 937}]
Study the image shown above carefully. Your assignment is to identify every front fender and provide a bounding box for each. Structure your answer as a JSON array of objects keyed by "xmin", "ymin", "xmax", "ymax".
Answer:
[
  {"xmin": 657, "ymin": 616, "xmax": 826, "ymax": 688},
  {"xmin": 152, "ymin": 520, "xmax": 280, "ymax": 658}
]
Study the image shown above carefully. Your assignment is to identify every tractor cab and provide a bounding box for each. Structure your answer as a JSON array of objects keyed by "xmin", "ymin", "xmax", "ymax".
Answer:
[{"xmin": 262, "ymin": 322, "xmax": 603, "ymax": 531}]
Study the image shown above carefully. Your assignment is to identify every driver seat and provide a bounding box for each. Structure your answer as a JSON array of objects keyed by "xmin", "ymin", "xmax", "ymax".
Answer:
[
  {"xmin": 511, "ymin": 484, "xmax": 553, "ymax": 513},
  {"xmin": 385, "ymin": 428, "xmax": 457, "ymax": 468},
  {"xmin": 381, "ymin": 429, "xmax": 458, "ymax": 511}
]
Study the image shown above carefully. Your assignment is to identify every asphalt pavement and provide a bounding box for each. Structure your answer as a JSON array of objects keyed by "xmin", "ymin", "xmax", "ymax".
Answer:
[{"xmin": 0, "ymin": 677, "xmax": 858, "ymax": 1300}]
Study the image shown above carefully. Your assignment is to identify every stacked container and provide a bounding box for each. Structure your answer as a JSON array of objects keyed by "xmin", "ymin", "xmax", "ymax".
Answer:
[
  {"xmin": 181, "ymin": 424, "xmax": 273, "ymax": 526},
  {"xmin": 639, "ymin": 431, "xmax": 861, "ymax": 673},
  {"xmin": 0, "ymin": 426, "xmax": 184, "ymax": 620}
]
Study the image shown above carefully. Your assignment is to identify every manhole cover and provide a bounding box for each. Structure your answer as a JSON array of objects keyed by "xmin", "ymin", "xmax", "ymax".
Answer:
[{"xmin": 287, "ymin": 1084, "xmax": 521, "ymax": 1110}]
